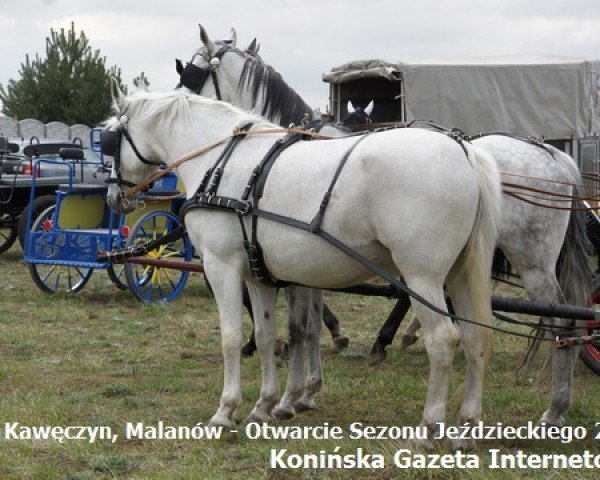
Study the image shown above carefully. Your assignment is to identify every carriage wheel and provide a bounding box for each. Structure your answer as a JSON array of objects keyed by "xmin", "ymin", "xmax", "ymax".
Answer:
[
  {"xmin": 124, "ymin": 211, "xmax": 191, "ymax": 302},
  {"xmin": 581, "ymin": 276, "xmax": 600, "ymax": 375},
  {"xmin": 106, "ymin": 263, "xmax": 129, "ymax": 291},
  {"xmin": 27, "ymin": 205, "xmax": 94, "ymax": 294},
  {"xmin": 0, "ymin": 213, "xmax": 17, "ymax": 254},
  {"xmin": 17, "ymin": 194, "xmax": 57, "ymax": 249}
]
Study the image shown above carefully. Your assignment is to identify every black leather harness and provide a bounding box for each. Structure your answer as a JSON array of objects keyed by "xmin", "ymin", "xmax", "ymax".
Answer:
[{"xmin": 180, "ymin": 126, "xmax": 370, "ymax": 286}]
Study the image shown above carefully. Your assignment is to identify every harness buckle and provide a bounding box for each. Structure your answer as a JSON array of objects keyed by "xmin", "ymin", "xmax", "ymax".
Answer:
[
  {"xmin": 236, "ymin": 201, "xmax": 252, "ymax": 216},
  {"xmin": 448, "ymin": 128, "xmax": 469, "ymax": 142},
  {"xmin": 527, "ymin": 136, "xmax": 544, "ymax": 146}
]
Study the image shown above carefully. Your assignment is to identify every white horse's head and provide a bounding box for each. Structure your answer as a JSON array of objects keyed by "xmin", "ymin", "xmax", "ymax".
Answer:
[
  {"xmin": 175, "ymin": 25, "xmax": 244, "ymax": 104},
  {"xmin": 176, "ymin": 25, "xmax": 312, "ymax": 127},
  {"xmin": 105, "ymin": 81, "xmax": 166, "ymax": 214}
]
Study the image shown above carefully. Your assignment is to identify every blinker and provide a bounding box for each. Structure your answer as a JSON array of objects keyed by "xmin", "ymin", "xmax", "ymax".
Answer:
[
  {"xmin": 179, "ymin": 63, "xmax": 211, "ymax": 92},
  {"xmin": 101, "ymin": 129, "xmax": 120, "ymax": 158}
]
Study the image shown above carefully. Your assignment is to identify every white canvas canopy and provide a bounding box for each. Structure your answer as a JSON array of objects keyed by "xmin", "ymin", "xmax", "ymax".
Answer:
[{"xmin": 323, "ymin": 55, "xmax": 600, "ymax": 140}]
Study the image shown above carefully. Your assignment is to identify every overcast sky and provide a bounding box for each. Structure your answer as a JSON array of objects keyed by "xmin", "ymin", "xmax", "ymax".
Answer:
[{"xmin": 1, "ymin": 0, "xmax": 599, "ymax": 114}]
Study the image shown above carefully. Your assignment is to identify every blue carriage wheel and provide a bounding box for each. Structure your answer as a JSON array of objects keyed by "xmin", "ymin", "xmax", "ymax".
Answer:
[
  {"xmin": 107, "ymin": 263, "xmax": 129, "ymax": 291},
  {"xmin": 27, "ymin": 205, "xmax": 94, "ymax": 294},
  {"xmin": 124, "ymin": 210, "xmax": 191, "ymax": 302}
]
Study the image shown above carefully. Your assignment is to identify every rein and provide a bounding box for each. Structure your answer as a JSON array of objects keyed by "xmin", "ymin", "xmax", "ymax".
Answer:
[{"xmin": 120, "ymin": 127, "xmax": 335, "ymax": 198}]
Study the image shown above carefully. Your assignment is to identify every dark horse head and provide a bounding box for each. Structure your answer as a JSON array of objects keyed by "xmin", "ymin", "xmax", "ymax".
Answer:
[{"xmin": 342, "ymin": 100, "xmax": 374, "ymax": 126}]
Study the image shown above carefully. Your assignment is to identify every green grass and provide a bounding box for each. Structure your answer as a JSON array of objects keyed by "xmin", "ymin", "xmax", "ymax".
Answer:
[{"xmin": 0, "ymin": 243, "xmax": 599, "ymax": 479}]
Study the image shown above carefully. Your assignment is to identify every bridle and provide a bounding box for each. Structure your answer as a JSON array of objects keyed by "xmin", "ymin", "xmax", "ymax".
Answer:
[
  {"xmin": 177, "ymin": 42, "xmax": 232, "ymax": 99},
  {"xmin": 102, "ymin": 121, "xmax": 158, "ymax": 189}
]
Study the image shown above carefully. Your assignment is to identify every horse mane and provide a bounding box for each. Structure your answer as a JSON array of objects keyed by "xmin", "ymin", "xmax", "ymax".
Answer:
[
  {"xmin": 112, "ymin": 90, "xmax": 265, "ymax": 132},
  {"xmin": 237, "ymin": 52, "xmax": 314, "ymax": 126}
]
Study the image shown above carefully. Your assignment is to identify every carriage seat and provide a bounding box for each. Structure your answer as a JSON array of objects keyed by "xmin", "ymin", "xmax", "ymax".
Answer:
[{"xmin": 58, "ymin": 183, "xmax": 108, "ymax": 195}]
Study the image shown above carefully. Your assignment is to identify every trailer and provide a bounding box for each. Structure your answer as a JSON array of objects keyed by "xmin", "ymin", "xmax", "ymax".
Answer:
[{"xmin": 323, "ymin": 55, "xmax": 600, "ymax": 176}]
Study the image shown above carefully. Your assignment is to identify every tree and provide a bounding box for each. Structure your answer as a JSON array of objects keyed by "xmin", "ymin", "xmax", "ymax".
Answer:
[{"xmin": 0, "ymin": 22, "xmax": 126, "ymax": 126}]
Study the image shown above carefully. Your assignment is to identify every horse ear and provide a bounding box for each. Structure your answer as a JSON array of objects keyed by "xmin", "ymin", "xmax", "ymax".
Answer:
[
  {"xmin": 347, "ymin": 100, "xmax": 356, "ymax": 114},
  {"xmin": 199, "ymin": 24, "xmax": 213, "ymax": 57},
  {"xmin": 175, "ymin": 59, "xmax": 184, "ymax": 75},
  {"xmin": 110, "ymin": 77, "xmax": 126, "ymax": 113},
  {"xmin": 364, "ymin": 100, "xmax": 374, "ymax": 117},
  {"xmin": 246, "ymin": 38, "xmax": 258, "ymax": 54},
  {"xmin": 228, "ymin": 27, "xmax": 237, "ymax": 47}
]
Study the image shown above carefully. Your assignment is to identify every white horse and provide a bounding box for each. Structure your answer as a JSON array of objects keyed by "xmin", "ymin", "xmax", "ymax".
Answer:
[
  {"xmin": 180, "ymin": 26, "xmax": 592, "ymax": 427},
  {"xmin": 106, "ymin": 88, "xmax": 501, "ymax": 447}
]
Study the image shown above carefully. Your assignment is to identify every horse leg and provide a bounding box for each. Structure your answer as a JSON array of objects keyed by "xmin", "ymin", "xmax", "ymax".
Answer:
[
  {"xmin": 518, "ymin": 267, "xmax": 573, "ymax": 427},
  {"xmin": 203, "ymin": 260, "xmax": 245, "ymax": 428},
  {"xmin": 207, "ymin": 273, "xmax": 256, "ymax": 358},
  {"xmin": 400, "ymin": 314, "xmax": 421, "ymax": 348},
  {"xmin": 240, "ymin": 286, "xmax": 257, "ymax": 357},
  {"xmin": 370, "ymin": 296, "xmax": 411, "ymax": 365},
  {"xmin": 404, "ymin": 276, "xmax": 460, "ymax": 447},
  {"xmin": 273, "ymin": 286, "xmax": 311, "ymax": 420},
  {"xmin": 445, "ymin": 270, "xmax": 492, "ymax": 450},
  {"xmin": 244, "ymin": 281, "xmax": 279, "ymax": 423},
  {"xmin": 323, "ymin": 303, "xmax": 349, "ymax": 351},
  {"xmin": 294, "ymin": 288, "xmax": 324, "ymax": 413}
]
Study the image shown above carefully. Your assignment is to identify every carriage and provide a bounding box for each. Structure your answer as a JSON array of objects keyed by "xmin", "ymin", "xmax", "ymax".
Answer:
[{"xmin": 22, "ymin": 129, "xmax": 194, "ymax": 302}]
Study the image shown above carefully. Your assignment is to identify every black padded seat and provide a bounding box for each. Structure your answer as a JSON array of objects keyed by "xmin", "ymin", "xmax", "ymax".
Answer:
[
  {"xmin": 58, "ymin": 183, "xmax": 108, "ymax": 195},
  {"xmin": 145, "ymin": 189, "xmax": 180, "ymax": 197}
]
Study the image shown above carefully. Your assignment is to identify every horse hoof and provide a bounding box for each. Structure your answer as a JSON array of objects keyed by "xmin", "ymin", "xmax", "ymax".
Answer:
[
  {"xmin": 272, "ymin": 405, "xmax": 295, "ymax": 420},
  {"xmin": 208, "ymin": 415, "xmax": 236, "ymax": 430},
  {"xmin": 369, "ymin": 350, "xmax": 387, "ymax": 365},
  {"xmin": 332, "ymin": 335, "xmax": 349, "ymax": 352},
  {"xmin": 539, "ymin": 412, "xmax": 565, "ymax": 427},
  {"xmin": 400, "ymin": 334, "xmax": 419, "ymax": 349},
  {"xmin": 245, "ymin": 412, "xmax": 272, "ymax": 424},
  {"xmin": 293, "ymin": 399, "xmax": 316, "ymax": 413}
]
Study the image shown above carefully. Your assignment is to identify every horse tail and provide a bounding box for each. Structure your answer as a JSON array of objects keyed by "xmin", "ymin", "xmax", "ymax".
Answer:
[
  {"xmin": 552, "ymin": 149, "xmax": 593, "ymax": 307},
  {"xmin": 458, "ymin": 142, "xmax": 502, "ymax": 363}
]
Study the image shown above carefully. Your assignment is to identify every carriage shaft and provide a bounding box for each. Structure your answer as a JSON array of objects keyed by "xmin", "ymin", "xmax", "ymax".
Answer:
[
  {"xmin": 121, "ymin": 256, "xmax": 205, "ymax": 273},
  {"xmin": 331, "ymin": 283, "xmax": 598, "ymax": 321}
]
